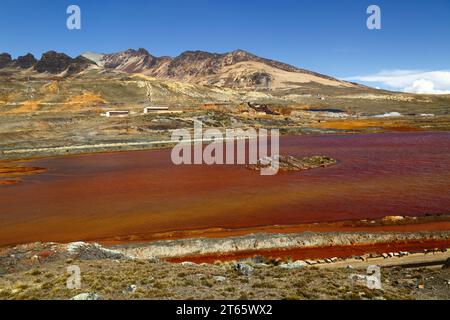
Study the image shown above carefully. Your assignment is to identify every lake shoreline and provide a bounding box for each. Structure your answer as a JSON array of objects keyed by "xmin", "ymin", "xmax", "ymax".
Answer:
[{"xmin": 1, "ymin": 129, "xmax": 449, "ymax": 162}]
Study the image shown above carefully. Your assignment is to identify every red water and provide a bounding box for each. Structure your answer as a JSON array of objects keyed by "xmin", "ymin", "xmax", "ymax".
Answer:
[{"xmin": 0, "ymin": 132, "xmax": 449, "ymax": 246}]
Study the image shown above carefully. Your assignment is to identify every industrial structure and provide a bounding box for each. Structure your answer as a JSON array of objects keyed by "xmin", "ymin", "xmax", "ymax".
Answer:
[
  {"xmin": 102, "ymin": 110, "xmax": 130, "ymax": 117},
  {"xmin": 144, "ymin": 106, "xmax": 170, "ymax": 114}
]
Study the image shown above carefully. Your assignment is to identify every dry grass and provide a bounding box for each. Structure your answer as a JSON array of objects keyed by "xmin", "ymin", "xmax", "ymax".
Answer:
[
  {"xmin": 1, "ymin": 257, "xmax": 448, "ymax": 300},
  {"xmin": 65, "ymin": 91, "xmax": 107, "ymax": 107}
]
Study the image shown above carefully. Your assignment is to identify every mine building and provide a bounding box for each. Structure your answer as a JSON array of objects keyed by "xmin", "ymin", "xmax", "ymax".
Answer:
[
  {"xmin": 102, "ymin": 110, "xmax": 130, "ymax": 117},
  {"xmin": 144, "ymin": 106, "xmax": 170, "ymax": 114}
]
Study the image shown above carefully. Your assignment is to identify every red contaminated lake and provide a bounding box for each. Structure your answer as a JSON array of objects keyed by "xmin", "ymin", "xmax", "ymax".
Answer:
[{"xmin": 0, "ymin": 132, "xmax": 449, "ymax": 246}]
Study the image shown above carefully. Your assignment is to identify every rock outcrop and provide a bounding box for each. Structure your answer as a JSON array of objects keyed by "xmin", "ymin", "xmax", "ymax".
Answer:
[
  {"xmin": 66, "ymin": 242, "xmax": 127, "ymax": 260},
  {"xmin": 13, "ymin": 53, "xmax": 37, "ymax": 69},
  {"xmin": 35, "ymin": 51, "xmax": 73, "ymax": 73},
  {"xmin": 116, "ymin": 231, "xmax": 450, "ymax": 260},
  {"xmin": 0, "ymin": 53, "xmax": 12, "ymax": 68},
  {"xmin": 246, "ymin": 155, "xmax": 337, "ymax": 172},
  {"xmin": 35, "ymin": 51, "xmax": 95, "ymax": 74},
  {"xmin": 102, "ymin": 48, "xmax": 166, "ymax": 73}
]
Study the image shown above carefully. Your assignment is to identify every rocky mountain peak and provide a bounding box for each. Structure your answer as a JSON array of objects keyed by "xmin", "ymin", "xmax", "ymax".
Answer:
[
  {"xmin": 0, "ymin": 48, "xmax": 353, "ymax": 89},
  {"xmin": 222, "ymin": 49, "xmax": 259, "ymax": 66},
  {"xmin": 0, "ymin": 53, "xmax": 12, "ymax": 68},
  {"xmin": 167, "ymin": 51, "xmax": 222, "ymax": 77},
  {"xmin": 122, "ymin": 48, "xmax": 152, "ymax": 57},
  {"xmin": 13, "ymin": 53, "xmax": 37, "ymax": 69},
  {"xmin": 136, "ymin": 48, "xmax": 151, "ymax": 56},
  {"xmin": 35, "ymin": 51, "xmax": 95, "ymax": 74},
  {"xmin": 228, "ymin": 49, "xmax": 255, "ymax": 58},
  {"xmin": 35, "ymin": 51, "xmax": 73, "ymax": 73},
  {"xmin": 176, "ymin": 50, "xmax": 220, "ymax": 60},
  {"xmin": 102, "ymin": 48, "xmax": 160, "ymax": 72}
]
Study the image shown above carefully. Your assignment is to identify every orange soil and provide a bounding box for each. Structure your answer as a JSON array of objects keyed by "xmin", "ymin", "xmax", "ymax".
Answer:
[
  {"xmin": 0, "ymin": 180, "xmax": 20, "ymax": 186},
  {"xmin": 166, "ymin": 239, "xmax": 450, "ymax": 264},
  {"xmin": 9, "ymin": 100, "xmax": 42, "ymax": 114},
  {"xmin": 0, "ymin": 166, "xmax": 46, "ymax": 176},
  {"xmin": 0, "ymin": 93, "xmax": 17, "ymax": 107},
  {"xmin": 40, "ymin": 81, "xmax": 59, "ymax": 95},
  {"xmin": 0, "ymin": 162, "xmax": 46, "ymax": 186},
  {"xmin": 312, "ymin": 119, "xmax": 420, "ymax": 131},
  {"xmin": 65, "ymin": 91, "xmax": 106, "ymax": 108}
]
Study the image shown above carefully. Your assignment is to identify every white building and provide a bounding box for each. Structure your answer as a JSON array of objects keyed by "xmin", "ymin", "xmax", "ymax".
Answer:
[
  {"xmin": 144, "ymin": 106, "xmax": 170, "ymax": 114},
  {"xmin": 102, "ymin": 111, "xmax": 130, "ymax": 117}
]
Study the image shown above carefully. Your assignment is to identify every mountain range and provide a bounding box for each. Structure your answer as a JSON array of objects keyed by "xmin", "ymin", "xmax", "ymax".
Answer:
[{"xmin": 0, "ymin": 49, "xmax": 359, "ymax": 90}]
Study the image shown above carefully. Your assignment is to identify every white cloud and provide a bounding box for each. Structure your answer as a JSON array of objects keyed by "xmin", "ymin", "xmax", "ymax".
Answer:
[{"xmin": 344, "ymin": 70, "xmax": 450, "ymax": 94}]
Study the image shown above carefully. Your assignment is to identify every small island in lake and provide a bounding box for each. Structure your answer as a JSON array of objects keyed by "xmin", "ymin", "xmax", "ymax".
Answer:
[{"xmin": 246, "ymin": 155, "xmax": 337, "ymax": 172}]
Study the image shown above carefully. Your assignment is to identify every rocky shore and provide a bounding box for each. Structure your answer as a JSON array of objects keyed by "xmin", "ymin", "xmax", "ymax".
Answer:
[
  {"xmin": 1, "ymin": 214, "xmax": 449, "ymax": 301},
  {"xmin": 114, "ymin": 231, "xmax": 449, "ymax": 260}
]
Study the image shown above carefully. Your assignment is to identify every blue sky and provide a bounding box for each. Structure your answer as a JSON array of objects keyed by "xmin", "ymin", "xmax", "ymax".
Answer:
[{"xmin": 1, "ymin": 0, "xmax": 449, "ymax": 92}]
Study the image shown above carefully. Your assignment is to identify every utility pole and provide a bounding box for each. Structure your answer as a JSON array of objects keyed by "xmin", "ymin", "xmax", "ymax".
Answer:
[
  {"xmin": 256, "ymin": 70, "xmax": 270, "ymax": 93},
  {"xmin": 26, "ymin": 76, "xmax": 34, "ymax": 99},
  {"xmin": 147, "ymin": 83, "xmax": 153, "ymax": 106}
]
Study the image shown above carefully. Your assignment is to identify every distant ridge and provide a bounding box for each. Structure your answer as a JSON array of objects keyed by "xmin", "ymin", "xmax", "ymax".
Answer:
[{"xmin": 0, "ymin": 48, "xmax": 358, "ymax": 89}]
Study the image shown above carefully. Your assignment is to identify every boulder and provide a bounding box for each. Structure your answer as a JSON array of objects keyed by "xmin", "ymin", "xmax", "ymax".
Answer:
[
  {"xmin": 234, "ymin": 263, "xmax": 254, "ymax": 276},
  {"xmin": 279, "ymin": 260, "xmax": 308, "ymax": 269},
  {"xmin": 71, "ymin": 293, "xmax": 102, "ymax": 301},
  {"xmin": 125, "ymin": 285, "xmax": 138, "ymax": 293},
  {"xmin": 382, "ymin": 216, "xmax": 405, "ymax": 223},
  {"xmin": 148, "ymin": 257, "xmax": 160, "ymax": 263},
  {"xmin": 213, "ymin": 276, "xmax": 226, "ymax": 283}
]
